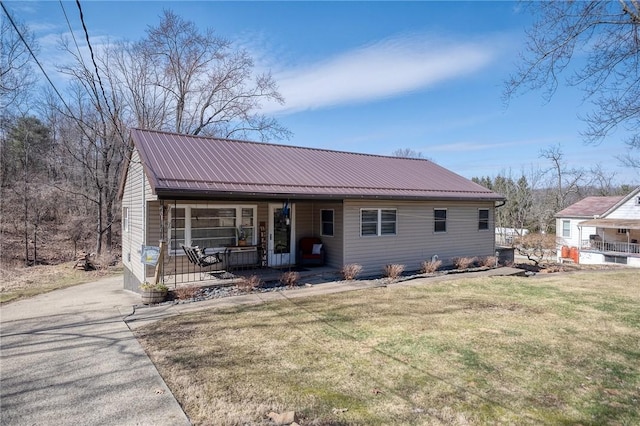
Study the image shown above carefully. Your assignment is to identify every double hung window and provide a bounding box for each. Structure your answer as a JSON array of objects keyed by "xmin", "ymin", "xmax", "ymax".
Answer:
[
  {"xmin": 321, "ymin": 209, "xmax": 334, "ymax": 236},
  {"xmin": 361, "ymin": 209, "xmax": 396, "ymax": 236},
  {"xmin": 434, "ymin": 209, "xmax": 447, "ymax": 233},
  {"xmin": 478, "ymin": 209, "xmax": 489, "ymax": 231}
]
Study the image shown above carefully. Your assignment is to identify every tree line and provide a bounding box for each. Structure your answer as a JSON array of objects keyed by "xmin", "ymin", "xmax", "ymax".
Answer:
[
  {"xmin": 472, "ymin": 144, "xmax": 635, "ymax": 237},
  {"xmin": 2, "ymin": 2, "xmax": 640, "ymax": 267},
  {"xmin": 1, "ymin": 10, "xmax": 288, "ymax": 266}
]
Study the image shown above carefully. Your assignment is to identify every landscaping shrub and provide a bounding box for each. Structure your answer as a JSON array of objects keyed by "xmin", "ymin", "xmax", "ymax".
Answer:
[
  {"xmin": 420, "ymin": 259, "xmax": 442, "ymax": 274},
  {"xmin": 453, "ymin": 257, "xmax": 476, "ymax": 270},
  {"xmin": 174, "ymin": 284, "xmax": 199, "ymax": 300},
  {"xmin": 341, "ymin": 263, "xmax": 363, "ymax": 280},
  {"xmin": 481, "ymin": 256, "xmax": 498, "ymax": 268},
  {"xmin": 514, "ymin": 233, "xmax": 556, "ymax": 266},
  {"xmin": 383, "ymin": 263, "xmax": 405, "ymax": 280},
  {"xmin": 237, "ymin": 275, "xmax": 262, "ymax": 291},
  {"xmin": 280, "ymin": 271, "xmax": 300, "ymax": 287}
]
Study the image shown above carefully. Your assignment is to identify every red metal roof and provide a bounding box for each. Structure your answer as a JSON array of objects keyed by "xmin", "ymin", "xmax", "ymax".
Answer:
[
  {"xmin": 556, "ymin": 196, "xmax": 624, "ymax": 218},
  {"xmin": 130, "ymin": 128, "xmax": 504, "ymax": 201}
]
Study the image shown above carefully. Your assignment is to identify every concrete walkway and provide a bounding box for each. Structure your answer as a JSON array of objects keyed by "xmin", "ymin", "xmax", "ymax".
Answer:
[
  {"xmin": 1, "ymin": 266, "xmax": 524, "ymax": 426},
  {"xmin": 0, "ymin": 276, "xmax": 190, "ymax": 426}
]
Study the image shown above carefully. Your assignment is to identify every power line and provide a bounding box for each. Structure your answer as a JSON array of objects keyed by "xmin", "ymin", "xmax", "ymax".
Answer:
[
  {"xmin": 74, "ymin": 0, "xmax": 128, "ymax": 147},
  {"xmin": 0, "ymin": 1, "xmax": 74, "ymax": 118},
  {"xmin": 74, "ymin": 0, "xmax": 114, "ymax": 122}
]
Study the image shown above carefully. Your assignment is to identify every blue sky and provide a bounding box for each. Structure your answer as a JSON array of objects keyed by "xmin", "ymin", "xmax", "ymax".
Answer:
[{"xmin": 8, "ymin": 1, "xmax": 639, "ymax": 185}]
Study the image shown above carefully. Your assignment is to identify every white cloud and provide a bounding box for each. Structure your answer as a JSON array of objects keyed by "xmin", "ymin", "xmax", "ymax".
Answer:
[{"xmin": 263, "ymin": 34, "xmax": 499, "ymax": 115}]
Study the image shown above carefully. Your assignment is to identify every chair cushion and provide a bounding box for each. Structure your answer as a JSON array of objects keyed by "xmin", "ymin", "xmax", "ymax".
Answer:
[
  {"xmin": 299, "ymin": 237, "xmax": 322, "ymax": 253},
  {"xmin": 312, "ymin": 243, "xmax": 323, "ymax": 255}
]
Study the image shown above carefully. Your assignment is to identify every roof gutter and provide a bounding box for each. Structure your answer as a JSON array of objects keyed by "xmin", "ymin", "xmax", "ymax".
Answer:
[{"xmin": 154, "ymin": 189, "xmax": 505, "ymax": 203}]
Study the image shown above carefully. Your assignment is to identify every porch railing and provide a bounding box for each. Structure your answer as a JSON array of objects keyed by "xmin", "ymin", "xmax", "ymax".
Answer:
[
  {"xmin": 588, "ymin": 240, "xmax": 640, "ymax": 254},
  {"xmin": 159, "ymin": 247, "xmax": 294, "ymax": 285}
]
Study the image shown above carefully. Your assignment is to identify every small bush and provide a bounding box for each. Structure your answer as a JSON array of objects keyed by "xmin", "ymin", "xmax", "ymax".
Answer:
[
  {"xmin": 383, "ymin": 264, "xmax": 405, "ymax": 280},
  {"xmin": 482, "ymin": 256, "xmax": 498, "ymax": 268},
  {"xmin": 420, "ymin": 259, "xmax": 442, "ymax": 274},
  {"xmin": 341, "ymin": 264, "xmax": 363, "ymax": 280},
  {"xmin": 237, "ymin": 275, "xmax": 262, "ymax": 292},
  {"xmin": 280, "ymin": 271, "xmax": 300, "ymax": 288},
  {"xmin": 453, "ymin": 257, "xmax": 476, "ymax": 270},
  {"xmin": 174, "ymin": 284, "xmax": 199, "ymax": 300}
]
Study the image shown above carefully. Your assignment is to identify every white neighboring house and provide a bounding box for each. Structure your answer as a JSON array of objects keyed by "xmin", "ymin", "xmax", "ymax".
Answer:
[{"xmin": 555, "ymin": 187, "xmax": 640, "ymax": 267}]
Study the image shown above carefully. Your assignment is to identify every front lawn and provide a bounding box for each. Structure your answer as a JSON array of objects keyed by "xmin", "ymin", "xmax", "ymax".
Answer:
[{"xmin": 136, "ymin": 270, "xmax": 640, "ymax": 425}]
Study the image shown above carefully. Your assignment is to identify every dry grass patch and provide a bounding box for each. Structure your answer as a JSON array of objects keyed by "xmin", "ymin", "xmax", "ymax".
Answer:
[
  {"xmin": 136, "ymin": 270, "xmax": 640, "ymax": 425},
  {"xmin": 1, "ymin": 262, "xmax": 121, "ymax": 304}
]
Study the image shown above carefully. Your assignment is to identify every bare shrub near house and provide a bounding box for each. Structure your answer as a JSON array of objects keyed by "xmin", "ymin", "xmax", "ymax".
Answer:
[
  {"xmin": 341, "ymin": 264, "xmax": 363, "ymax": 280},
  {"xmin": 515, "ymin": 233, "xmax": 556, "ymax": 266},
  {"xmin": 420, "ymin": 259, "xmax": 442, "ymax": 274},
  {"xmin": 453, "ymin": 257, "xmax": 476, "ymax": 270},
  {"xmin": 237, "ymin": 275, "xmax": 262, "ymax": 292},
  {"xmin": 481, "ymin": 256, "xmax": 498, "ymax": 268},
  {"xmin": 174, "ymin": 284, "xmax": 199, "ymax": 301},
  {"xmin": 383, "ymin": 264, "xmax": 405, "ymax": 280},
  {"xmin": 280, "ymin": 271, "xmax": 300, "ymax": 288}
]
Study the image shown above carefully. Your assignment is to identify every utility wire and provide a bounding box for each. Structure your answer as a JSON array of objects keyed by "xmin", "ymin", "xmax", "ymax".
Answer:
[
  {"xmin": 74, "ymin": 0, "xmax": 129, "ymax": 147},
  {"xmin": 0, "ymin": 1, "xmax": 74, "ymax": 119},
  {"xmin": 74, "ymin": 0, "xmax": 113, "ymax": 121}
]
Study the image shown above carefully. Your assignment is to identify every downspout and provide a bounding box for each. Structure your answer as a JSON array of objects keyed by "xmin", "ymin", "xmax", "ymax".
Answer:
[
  {"xmin": 141, "ymin": 169, "xmax": 146, "ymax": 283},
  {"xmin": 495, "ymin": 200, "xmax": 506, "ymax": 247}
]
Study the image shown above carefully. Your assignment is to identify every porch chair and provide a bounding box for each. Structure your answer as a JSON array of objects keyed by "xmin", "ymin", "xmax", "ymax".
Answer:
[
  {"xmin": 181, "ymin": 245, "xmax": 222, "ymax": 268},
  {"xmin": 298, "ymin": 237, "xmax": 326, "ymax": 267}
]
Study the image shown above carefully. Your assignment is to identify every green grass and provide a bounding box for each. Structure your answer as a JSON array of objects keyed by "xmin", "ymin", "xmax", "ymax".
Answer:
[{"xmin": 136, "ymin": 270, "xmax": 640, "ymax": 425}]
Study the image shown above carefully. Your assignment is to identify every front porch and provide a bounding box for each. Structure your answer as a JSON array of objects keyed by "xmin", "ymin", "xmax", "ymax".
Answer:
[{"xmin": 575, "ymin": 218, "xmax": 640, "ymax": 267}]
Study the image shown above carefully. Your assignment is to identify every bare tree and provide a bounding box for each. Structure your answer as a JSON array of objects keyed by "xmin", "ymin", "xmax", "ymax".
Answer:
[
  {"xmin": 135, "ymin": 10, "xmax": 290, "ymax": 140},
  {"xmin": 55, "ymin": 37, "xmax": 128, "ymax": 254},
  {"xmin": 505, "ymin": 1, "xmax": 640, "ymax": 170},
  {"xmin": 5, "ymin": 117, "xmax": 52, "ymax": 265},
  {"xmin": 0, "ymin": 8, "xmax": 37, "ymax": 116},
  {"xmin": 392, "ymin": 148, "xmax": 425, "ymax": 159},
  {"xmin": 539, "ymin": 144, "xmax": 586, "ymax": 215}
]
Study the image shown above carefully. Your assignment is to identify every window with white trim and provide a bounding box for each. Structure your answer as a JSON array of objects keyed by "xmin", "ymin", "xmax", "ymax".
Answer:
[
  {"xmin": 321, "ymin": 209, "xmax": 334, "ymax": 236},
  {"xmin": 617, "ymin": 228, "xmax": 630, "ymax": 235},
  {"xmin": 562, "ymin": 220, "xmax": 571, "ymax": 238},
  {"xmin": 122, "ymin": 207, "xmax": 129, "ymax": 232},
  {"xmin": 360, "ymin": 208, "xmax": 396, "ymax": 236},
  {"xmin": 434, "ymin": 209, "xmax": 447, "ymax": 233},
  {"xmin": 478, "ymin": 209, "xmax": 489, "ymax": 231},
  {"xmin": 169, "ymin": 205, "xmax": 256, "ymax": 253}
]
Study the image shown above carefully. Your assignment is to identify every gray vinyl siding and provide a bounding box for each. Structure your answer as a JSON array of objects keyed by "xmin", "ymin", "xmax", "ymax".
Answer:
[
  {"xmin": 292, "ymin": 201, "xmax": 344, "ymax": 267},
  {"xmin": 311, "ymin": 202, "xmax": 344, "ymax": 268},
  {"xmin": 121, "ymin": 150, "xmax": 149, "ymax": 290},
  {"xmin": 343, "ymin": 200, "xmax": 496, "ymax": 275},
  {"xmin": 295, "ymin": 203, "xmax": 313, "ymax": 240}
]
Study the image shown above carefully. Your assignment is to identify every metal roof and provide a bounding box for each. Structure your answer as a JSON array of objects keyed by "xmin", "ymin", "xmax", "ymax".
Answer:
[
  {"xmin": 130, "ymin": 128, "xmax": 504, "ymax": 201},
  {"xmin": 555, "ymin": 196, "xmax": 624, "ymax": 218}
]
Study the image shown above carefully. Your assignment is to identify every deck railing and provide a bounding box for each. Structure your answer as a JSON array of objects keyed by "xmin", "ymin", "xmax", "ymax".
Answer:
[{"xmin": 589, "ymin": 240, "xmax": 640, "ymax": 254}]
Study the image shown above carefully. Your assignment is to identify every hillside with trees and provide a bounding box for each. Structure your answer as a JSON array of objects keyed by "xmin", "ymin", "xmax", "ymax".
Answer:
[{"xmin": 1, "ymin": 9, "xmax": 288, "ymax": 268}]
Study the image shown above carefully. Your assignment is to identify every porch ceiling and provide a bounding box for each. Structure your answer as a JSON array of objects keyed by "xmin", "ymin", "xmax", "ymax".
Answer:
[{"xmin": 578, "ymin": 218, "xmax": 640, "ymax": 230}]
